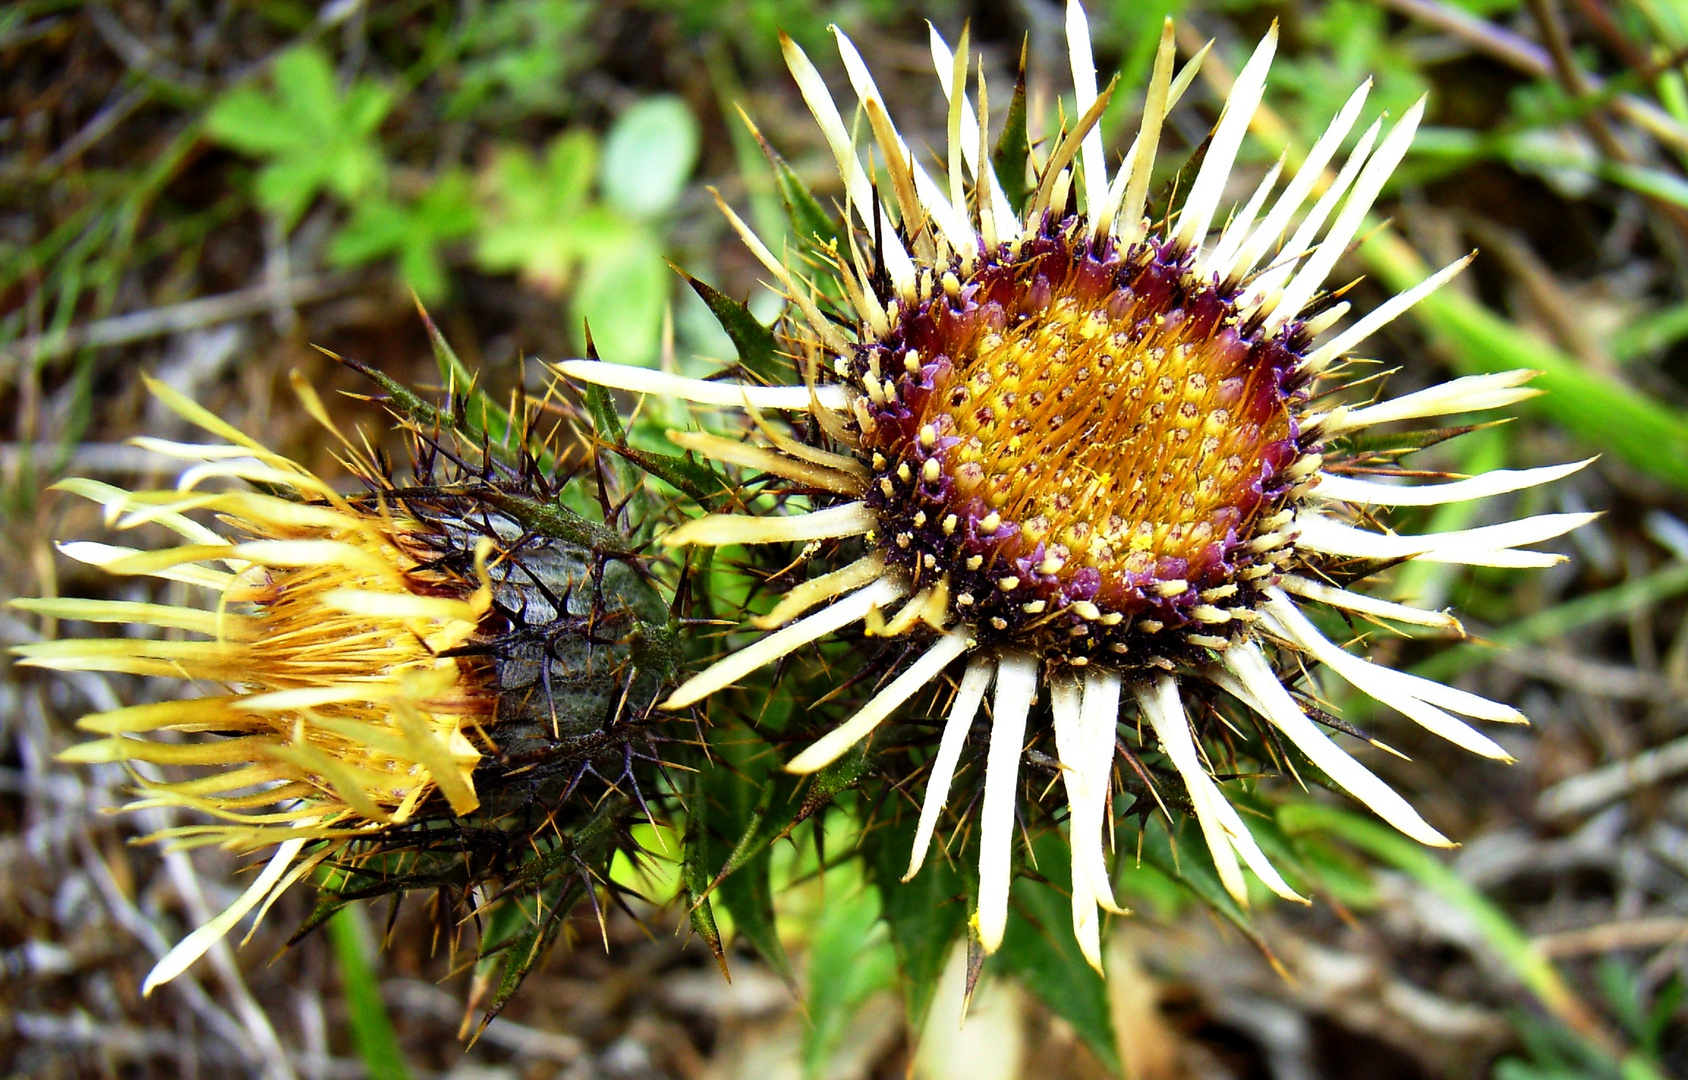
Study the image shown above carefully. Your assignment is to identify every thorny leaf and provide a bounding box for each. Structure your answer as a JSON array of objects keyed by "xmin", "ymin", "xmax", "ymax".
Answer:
[
  {"xmin": 793, "ymin": 741, "xmax": 871, "ymax": 826},
  {"xmin": 682, "ymin": 783, "xmax": 728, "ymax": 977},
  {"xmin": 419, "ymin": 299, "xmax": 527, "ymax": 459},
  {"xmin": 741, "ymin": 108, "xmax": 840, "ymax": 254},
  {"xmin": 699, "ymin": 722, "xmax": 801, "ymax": 984},
  {"xmin": 572, "ymin": 372, "xmax": 728, "ymax": 507},
  {"xmin": 1328, "ymin": 420, "xmax": 1501, "ymax": 462},
  {"xmin": 681, "ymin": 270, "xmax": 783, "ymax": 384},
  {"xmin": 993, "ymin": 41, "xmax": 1031, "ymax": 217}
]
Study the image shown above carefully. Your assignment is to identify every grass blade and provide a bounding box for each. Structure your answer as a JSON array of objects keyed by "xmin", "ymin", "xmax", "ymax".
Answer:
[{"xmin": 327, "ymin": 905, "xmax": 413, "ymax": 1080}]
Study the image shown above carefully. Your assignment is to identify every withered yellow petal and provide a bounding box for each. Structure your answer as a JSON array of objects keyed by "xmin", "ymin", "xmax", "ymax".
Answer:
[
  {"xmin": 393, "ymin": 703, "xmax": 481, "ymax": 816},
  {"xmin": 11, "ymin": 597, "xmax": 245, "ymax": 637},
  {"xmin": 261, "ymin": 742, "xmax": 392, "ymax": 824},
  {"xmin": 75, "ymin": 697, "xmax": 248, "ymax": 734},
  {"xmin": 57, "ymin": 542, "xmax": 235, "ymax": 590},
  {"xmin": 318, "ymin": 588, "xmax": 480, "ymax": 623},
  {"xmin": 58, "ymin": 734, "xmax": 277, "ymax": 766}
]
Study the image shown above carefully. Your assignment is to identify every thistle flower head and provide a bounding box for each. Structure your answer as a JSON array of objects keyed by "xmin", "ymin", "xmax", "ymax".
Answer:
[
  {"xmin": 847, "ymin": 229, "xmax": 1306, "ymax": 666},
  {"xmin": 19, "ymin": 370, "xmax": 674, "ymax": 997},
  {"xmin": 561, "ymin": 2, "xmax": 1594, "ymax": 970}
]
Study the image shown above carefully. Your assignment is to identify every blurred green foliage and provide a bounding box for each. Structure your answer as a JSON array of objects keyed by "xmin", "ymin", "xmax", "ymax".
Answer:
[
  {"xmin": 475, "ymin": 132, "xmax": 605, "ymax": 292},
  {"xmin": 472, "ymin": 98, "xmax": 701, "ymax": 364},
  {"xmin": 205, "ymin": 46, "xmax": 393, "ymax": 228},
  {"xmin": 200, "ymin": 6, "xmax": 698, "ymax": 357},
  {"xmin": 655, "ymin": 0, "xmax": 918, "ymax": 63},
  {"xmin": 451, "ymin": 0, "xmax": 595, "ymax": 119},
  {"xmin": 329, "ymin": 171, "xmax": 478, "ymax": 302}
]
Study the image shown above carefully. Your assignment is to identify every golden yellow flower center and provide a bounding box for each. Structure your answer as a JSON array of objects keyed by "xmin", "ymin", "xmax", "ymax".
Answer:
[
  {"xmin": 933, "ymin": 292, "xmax": 1291, "ymax": 582},
  {"xmin": 852, "ymin": 227, "xmax": 1308, "ymax": 659}
]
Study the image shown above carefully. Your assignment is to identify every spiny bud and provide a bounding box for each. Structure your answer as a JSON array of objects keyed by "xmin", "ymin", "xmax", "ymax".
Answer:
[{"xmin": 16, "ymin": 366, "xmax": 677, "ymax": 1013}]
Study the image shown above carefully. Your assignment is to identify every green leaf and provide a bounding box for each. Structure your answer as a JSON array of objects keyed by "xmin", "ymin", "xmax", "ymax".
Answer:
[
  {"xmin": 569, "ymin": 369, "xmax": 728, "ymax": 506},
  {"xmin": 612, "ymin": 442, "xmax": 729, "ymax": 506},
  {"xmin": 1329, "ymin": 420, "xmax": 1499, "ymax": 460},
  {"xmin": 274, "ymin": 46, "xmax": 339, "ymax": 131},
  {"xmin": 479, "ymin": 881, "xmax": 581, "ymax": 1031},
  {"xmin": 474, "ymin": 131, "xmax": 606, "ymax": 292},
  {"xmin": 289, "ymin": 878, "xmax": 358, "ymax": 946},
  {"xmin": 601, "ymin": 95, "xmax": 701, "ymax": 218},
  {"xmin": 574, "ymin": 228, "xmax": 669, "ymax": 365},
  {"xmin": 467, "ymin": 799, "xmax": 632, "ymax": 1032},
  {"xmin": 993, "ymin": 832, "xmax": 1120, "ymax": 1075},
  {"xmin": 204, "ymin": 87, "xmax": 313, "ymax": 156},
  {"xmin": 481, "ymin": 490, "xmax": 635, "ymax": 555},
  {"xmin": 253, "ymin": 156, "xmax": 327, "ymax": 228},
  {"xmin": 700, "ymin": 721, "xmax": 799, "ymax": 983},
  {"xmin": 417, "ymin": 301, "xmax": 523, "ymax": 456},
  {"xmin": 327, "ymin": 906, "xmax": 413, "ymax": 1080},
  {"xmin": 471, "ymin": 891, "xmax": 541, "ymax": 988},
  {"xmin": 580, "ymin": 381, "xmax": 627, "ymax": 444},
  {"xmin": 861, "ymin": 798, "xmax": 968, "ymax": 1032},
  {"xmin": 710, "ymin": 769, "xmax": 795, "ymax": 883},
  {"xmin": 793, "ymin": 741, "xmax": 871, "ymax": 825},
  {"xmin": 410, "ymin": 306, "xmax": 658, "ymax": 527},
  {"xmin": 993, "ymin": 42, "xmax": 1031, "ymax": 217},
  {"xmin": 336, "ymin": 325, "xmax": 644, "ymax": 554},
  {"xmin": 1111, "ymin": 850, "xmax": 1186, "ymax": 919},
  {"xmin": 744, "ymin": 113, "xmax": 839, "ymax": 251},
  {"xmin": 1612, "ymin": 298, "xmax": 1688, "ymax": 363},
  {"xmin": 450, "ymin": 0, "xmax": 593, "ymax": 120},
  {"xmin": 802, "ymin": 882, "xmax": 897, "ymax": 1078},
  {"xmin": 1397, "ymin": 561, "xmax": 1688, "ymax": 697},
  {"xmin": 1109, "ymin": 0, "xmax": 1190, "ymax": 91},
  {"xmin": 1289, "ymin": 831, "xmax": 1381, "ymax": 909},
  {"xmin": 204, "ymin": 46, "xmax": 392, "ymax": 229},
  {"xmin": 1135, "ymin": 816, "xmax": 1269, "ymax": 951},
  {"xmin": 1598, "ymin": 959, "xmax": 1647, "ymax": 1044},
  {"xmin": 681, "ymin": 271, "xmax": 782, "ymax": 383},
  {"xmin": 717, "ymin": 831, "xmax": 791, "ymax": 984},
  {"xmin": 328, "ymin": 172, "xmax": 477, "ymax": 302},
  {"xmin": 329, "ymin": 200, "xmax": 409, "ymax": 267},
  {"xmin": 328, "ymin": 351, "xmax": 447, "ymax": 429},
  {"xmin": 682, "ymin": 792, "xmax": 728, "ymax": 977}
]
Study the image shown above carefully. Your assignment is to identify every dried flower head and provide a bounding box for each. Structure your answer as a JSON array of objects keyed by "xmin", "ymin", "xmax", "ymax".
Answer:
[
  {"xmin": 561, "ymin": 4, "xmax": 1592, "ymax": 969},
  {"xmin": 18, "ymin": 370, "xmax": 674, "ymax": 998}
]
